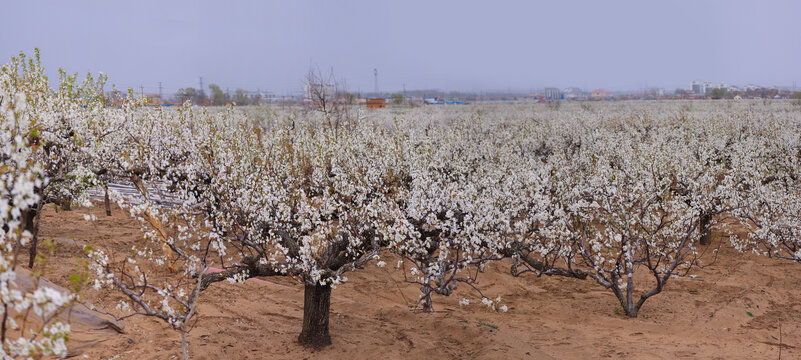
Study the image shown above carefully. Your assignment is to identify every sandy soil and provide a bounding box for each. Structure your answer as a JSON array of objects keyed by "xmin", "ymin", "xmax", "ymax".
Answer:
[{"xmin": 25, "ymin": 204, "xmax": 801, "ymax": 359}]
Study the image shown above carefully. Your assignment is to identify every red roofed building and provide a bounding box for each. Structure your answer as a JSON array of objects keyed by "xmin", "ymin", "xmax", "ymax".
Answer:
[{"xmin": 590, "ymin": 89, "xmax": 611, "ymax": 100}]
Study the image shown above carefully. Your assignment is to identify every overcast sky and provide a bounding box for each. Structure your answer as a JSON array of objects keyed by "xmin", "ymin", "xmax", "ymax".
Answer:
[{"xmin": 2, "ymin": 0, "xmax": 799, "ymax": 95}]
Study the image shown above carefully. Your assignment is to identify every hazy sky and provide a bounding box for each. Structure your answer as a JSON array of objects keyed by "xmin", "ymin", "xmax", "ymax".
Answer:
[{"xmin": 2, "ymin": 0, "xmax": 799, "ymax": 95}]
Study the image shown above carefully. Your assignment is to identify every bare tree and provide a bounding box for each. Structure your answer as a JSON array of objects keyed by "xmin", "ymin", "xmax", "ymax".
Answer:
[{"xmin": 304, "ymin": 67, "xmax": 356, "ymax": 137}]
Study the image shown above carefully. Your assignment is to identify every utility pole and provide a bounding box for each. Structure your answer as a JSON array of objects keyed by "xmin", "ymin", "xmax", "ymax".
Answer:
[
  {"xmin": 140, "ymin": 84, "xmax": 144, "ymax": 98},
  {"xmin": 158, "ymin": 82, "xmax": 163, "ymax": 103}
]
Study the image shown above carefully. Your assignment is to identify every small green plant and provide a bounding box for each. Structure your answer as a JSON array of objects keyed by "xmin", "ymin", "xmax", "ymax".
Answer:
[
  {"xmin": 746, "ymin": 311, "xmax": 754, "ymax": 317},
  {"xmin": 478, "ymin": 322, "xmax": 498, "ymax": 330}
]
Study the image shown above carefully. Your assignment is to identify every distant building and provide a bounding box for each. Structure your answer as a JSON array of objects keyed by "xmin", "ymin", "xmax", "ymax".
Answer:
[
  {"xmin": 304, "ymin": 82, "xmax": 336, "ymax": 103},
  {"xmin": 562, "ymin": 87, "xmax": 584, "ymax": 100},
  {"xmin": 590, "ymin": 89, "xmax": 611, "ymax": 100},
  {"xmin": 717, "ymin": 83, "xmax": 735, "ymax": 92},
  {"xmin": 245, "ymin": 90, "xmax": 276, "ymax": 104},
  {"xmin": 691, "ymin": 80, "xmax": 701, "ymax": 94},
  {"xmin": 691, "ymin": 80, "xmax": 720, "ymax": 95},
  {"xmin": 424, "ymin": 96, "xmax": 443, "ymax": 104},
  {"xmin": 544, "ymin": 87, "xmax": 561, "ymax": 101},
  {"xmin": 261, "ymin": 92, "xmax": 281, "ymax": 103},
  {"xmin": 692, "ymin": 80, "xmax": 746, "ymax": 95},
  {"xmin": 648, "ymin": 88, "xmax": 665, "ymax": 97},
  {"xmin": 703, "ymin": 81, "xmax": 713, "ymax": 94},
  {"xmin": 691, "ymin": 80, "xmax": 710, "ymax": 94},
  {"xmin": 366, "ymin": 98, "xmax": 386, "ymax": 108}
]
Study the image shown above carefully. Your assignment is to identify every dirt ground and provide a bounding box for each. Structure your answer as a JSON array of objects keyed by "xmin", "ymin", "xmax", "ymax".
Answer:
[{"xmin": 27, "ymin": 204, "xmax": 801, "ymax": 359}]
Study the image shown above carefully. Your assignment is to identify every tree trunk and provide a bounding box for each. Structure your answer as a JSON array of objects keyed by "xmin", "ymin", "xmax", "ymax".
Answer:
[
  {"xmin": 297, "ymin": 283, "xmax": 332, "ymax": 348},
  {"xmin": 699, "ymin": 213, "xmax": 713, "ymax": 245},
  {"xmin": 625, "ymin": 305, "xmax": 639, "ymax": 318},
  {"xmin": 612, "ymin": 283, "xmax": 640, "ymax": 317},
  {"xmin": 27, "ymin": 202, "xmax": 42, "ymax": 269},
  {"xmin": 104, "ymin": 184, "xmax": 112, "ymax": 216},
  {"xmin": 181, "ymin": 328, "xmax": 189, "ymax": 360},
  {"xmin": 418, "ymin": 285, "xmax": 433, "ymax": 312}
]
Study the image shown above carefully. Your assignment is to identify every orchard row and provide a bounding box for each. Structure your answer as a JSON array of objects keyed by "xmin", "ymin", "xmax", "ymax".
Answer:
[{"xmin": 2, "ymin": 52, "xmax": 799, "ymax": 356}]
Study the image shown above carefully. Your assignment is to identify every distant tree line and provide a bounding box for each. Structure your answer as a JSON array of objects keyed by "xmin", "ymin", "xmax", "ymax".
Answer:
[{"xmin": 175, "ymin": 84, "xmax": 262, "ymax": 106}]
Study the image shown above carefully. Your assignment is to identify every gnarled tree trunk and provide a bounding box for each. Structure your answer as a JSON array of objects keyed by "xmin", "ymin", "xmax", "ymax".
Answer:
[{"xmin": 297, "ymin": 283, "xmax": 332, "ymax": 348}]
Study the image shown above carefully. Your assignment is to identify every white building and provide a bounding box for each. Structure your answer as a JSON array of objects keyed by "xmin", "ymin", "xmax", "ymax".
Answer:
[
  {"xmin": 244, "ymin": 90, "xmax": 276, "ymax": 105},
  {"xmin": 544, "ymin": 87, "xmax": 561, "ymax": 100},
  {"xmin": 691, "ymin": 80, "xmax": 705, "ymax": 94},
  {"xmin": 562, "ymin": 87, "xmax": 584, "ymax": 100},
  {"xmin": 744, "ymin": 84, "xmax": 761, "ymax": 91},
  {"xmin": 304, "ymin": 82, "xmax": 336, "ymax": 103},
  {"xmin": 690, "ymin": 80, "xmax": 718, "ymax": 95}
]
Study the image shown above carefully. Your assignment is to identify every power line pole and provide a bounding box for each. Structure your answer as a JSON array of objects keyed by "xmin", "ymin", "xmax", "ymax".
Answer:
[
  {"xmin": 140, "ymin": 84, "xmax": 144, "ymax": 97},
  {"xmin": 158, "ymin": 82, "xmax": 163, "ymax": 102},
  {"xmin": 199, "ymin": 76, "xmax": 205, "ymax": 102}
]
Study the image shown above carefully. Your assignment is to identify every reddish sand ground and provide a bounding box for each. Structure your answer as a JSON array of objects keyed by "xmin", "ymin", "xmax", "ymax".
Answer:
[{"xmin": 27, "ymin": 204, "xmax": 801, "ymax": 359}]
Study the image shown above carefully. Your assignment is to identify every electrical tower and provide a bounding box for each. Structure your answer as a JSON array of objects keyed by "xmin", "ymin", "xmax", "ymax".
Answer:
[{"xmin": 374, "ymin": 68, "xmax": 378, "ymax": 95}]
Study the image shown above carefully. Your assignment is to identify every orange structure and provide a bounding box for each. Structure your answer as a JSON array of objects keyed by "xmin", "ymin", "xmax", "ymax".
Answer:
[{"xmin": 366, "ymin": 98, "xmax": 386, "ymax": 109}]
